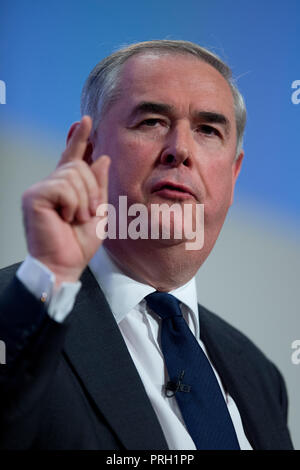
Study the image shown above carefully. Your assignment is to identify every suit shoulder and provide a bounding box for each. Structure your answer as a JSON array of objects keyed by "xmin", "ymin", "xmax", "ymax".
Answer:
[
  {"xmin": 198, "ymin": 302, "xmax": 281, "ymax": 374},
  {"xmin": 0, "ymin": 262, "xmax": 22, "ymax": 292}
]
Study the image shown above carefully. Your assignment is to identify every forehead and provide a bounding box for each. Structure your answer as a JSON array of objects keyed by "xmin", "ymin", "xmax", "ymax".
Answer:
[{"xmin": 115, "ymin": 53, "xmax": 235, "ymax": 118}]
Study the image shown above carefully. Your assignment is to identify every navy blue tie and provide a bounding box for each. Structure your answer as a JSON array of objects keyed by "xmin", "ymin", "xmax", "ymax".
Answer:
[{"xmin": 145, "ymin": 292, "xmax": 240, "ymax": 450}]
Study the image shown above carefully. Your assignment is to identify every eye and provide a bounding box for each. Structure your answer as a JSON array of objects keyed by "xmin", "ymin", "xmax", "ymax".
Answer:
[
  {"xmin": 198, "ymin": 124, "xmax": 220, "ymax": 137},
  {"xmin": 140, "ymin": 118, "xmax": 162, "ymax": 127}
]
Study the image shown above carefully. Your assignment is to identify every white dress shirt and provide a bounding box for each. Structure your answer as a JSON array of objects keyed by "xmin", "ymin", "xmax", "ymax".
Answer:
[{"xmin": 17, "ymin": 249, "xmax": 252, "ymax": 450}]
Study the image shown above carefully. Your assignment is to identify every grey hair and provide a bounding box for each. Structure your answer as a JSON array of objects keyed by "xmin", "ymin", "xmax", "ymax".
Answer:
[{"xmin": 80, "ymin": 40, "xmax": 246, "ymax": 159}]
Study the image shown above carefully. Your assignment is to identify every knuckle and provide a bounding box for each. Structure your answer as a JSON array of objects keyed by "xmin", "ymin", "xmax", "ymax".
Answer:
[
  {"xmin": 74, "ymin": 159, "xmax": 87, "ymax": 169},
  {"xmin": 65, "ymin": 160, "xmax": 87, "ymax": 171},
  {"xmin": 64, "ymin": 161, "xmax": 89, "ymax": 180},
  {"xmin": 56, "ymin": 168, "xmax": 80, "ymax": 187},
  {"xmin": 67, "ymin": 196, "xmax": 78, "ymax": 209},
  {"xmin": 21, "ymin": 182, "xmax": 41, "ymax": 205},
  {"xmin": 53, "ymin": 178, "xmax": 73, "ymax": 197},
  {"xmin": 65, "ymin": 167, "xmax": 79, "ymax": 181},
  {"xmin": 56, "ymin": 178, "xmax": 68, "ymax": 190}
]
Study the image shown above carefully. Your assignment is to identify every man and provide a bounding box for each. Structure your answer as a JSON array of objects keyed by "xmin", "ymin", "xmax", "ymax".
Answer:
[{"xmin": 0, "ymin": 40, "xmax": 294, "ymax": 450}]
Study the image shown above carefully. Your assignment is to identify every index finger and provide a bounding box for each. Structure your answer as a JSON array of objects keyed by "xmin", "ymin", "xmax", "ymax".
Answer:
[{"xmin": 59, "ymin": 115, "xmax": 93, "ymax": 166}]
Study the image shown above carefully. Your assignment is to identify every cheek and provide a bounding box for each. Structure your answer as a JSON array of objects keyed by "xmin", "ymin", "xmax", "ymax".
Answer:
[
  {"xmin": 108, "ymin": 135, "xmax": 157, "ymax": 200},
  {"xmin": 203, "ymin": 160, "xmax": 235, "ymax": 216}
]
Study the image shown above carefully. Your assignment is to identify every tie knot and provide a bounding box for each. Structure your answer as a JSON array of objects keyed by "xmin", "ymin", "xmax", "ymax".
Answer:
[{"xmin": 145, "ymin": 292, "xmax": 182, "ymax": 320}]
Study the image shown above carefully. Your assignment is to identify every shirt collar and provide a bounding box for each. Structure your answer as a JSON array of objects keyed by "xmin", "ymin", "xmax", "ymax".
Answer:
[{"xmin": 89, "ymin": 246, "xmax": 199, "ymax": 335}]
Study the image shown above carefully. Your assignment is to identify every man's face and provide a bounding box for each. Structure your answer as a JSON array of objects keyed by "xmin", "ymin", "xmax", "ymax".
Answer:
[{"xmin": 91, "ymin": 53, "xmax": 243, "ymax": 256}]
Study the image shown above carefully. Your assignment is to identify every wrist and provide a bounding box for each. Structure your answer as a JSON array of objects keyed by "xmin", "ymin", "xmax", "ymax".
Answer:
[{"xmin": 33, "ymin": 258, "xmax": 83, "ymax": 289}]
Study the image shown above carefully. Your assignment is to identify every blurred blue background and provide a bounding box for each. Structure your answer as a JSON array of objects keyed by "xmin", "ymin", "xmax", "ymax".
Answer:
[
  {"xmin": 0, "ymin": 0, "xmax": 299, "ymax": 447},
  {"xmin": 1, "ymin": 0, "xmax": 300, "ymax": 226}
]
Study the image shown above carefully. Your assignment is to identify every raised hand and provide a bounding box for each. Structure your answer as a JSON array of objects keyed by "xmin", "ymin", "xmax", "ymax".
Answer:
[{"xmin": 22, "ymin": 116, "xmax": 110, "ymax": 287}]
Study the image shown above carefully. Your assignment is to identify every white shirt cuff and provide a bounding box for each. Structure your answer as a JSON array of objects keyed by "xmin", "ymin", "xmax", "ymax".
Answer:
[{"xmin": 16, "ymin": 255, "xmax": 82, "ymax": 323}]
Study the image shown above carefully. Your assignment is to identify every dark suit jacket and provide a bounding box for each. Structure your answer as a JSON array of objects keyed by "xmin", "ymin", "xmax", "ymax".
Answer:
[{"xmin": 0, "ymin": 262, "xmax": 294, "ymax": 450}]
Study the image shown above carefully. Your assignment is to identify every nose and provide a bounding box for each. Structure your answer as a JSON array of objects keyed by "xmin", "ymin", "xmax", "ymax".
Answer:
[{"xmin": 160, "ymin": 123, "xmax": 193, "ymax": 168}]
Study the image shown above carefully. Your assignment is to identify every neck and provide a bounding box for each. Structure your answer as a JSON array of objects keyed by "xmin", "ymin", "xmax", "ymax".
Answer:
[{"xmin": 104, "ymin": 239, "xmax": 206, "ymax": 291}]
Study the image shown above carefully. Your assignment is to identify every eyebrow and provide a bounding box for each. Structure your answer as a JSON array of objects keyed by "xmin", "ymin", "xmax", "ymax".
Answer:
[
  {"xmin": 129, "ymin": 101, "xmax": 174, "ymax": 119},
  {"xmin": 129, "ymin": 101, "xmax": 231, "ymax": 135},
  {"xmin": 195, "ymin": 111, "xmax": 231, "ymax": 135}
]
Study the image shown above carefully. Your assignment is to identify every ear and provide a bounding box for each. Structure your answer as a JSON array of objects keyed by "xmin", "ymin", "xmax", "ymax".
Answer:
[
  {"xmin": 66, "ymin": 121, "xmax": 94, "ymax": 165},
  {"xmin": 229, "ymin": 150, "xmax": 244, "ymax": 206}
]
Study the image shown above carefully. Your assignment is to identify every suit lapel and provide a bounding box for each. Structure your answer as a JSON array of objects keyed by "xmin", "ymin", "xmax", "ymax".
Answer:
[
  {"xmin": 63, "ymin": 267, "xmax": 168, "ymax": 450},
  {"xmin": 199, "ymin": 305, "xmax": 293, "ymax": 450}
]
